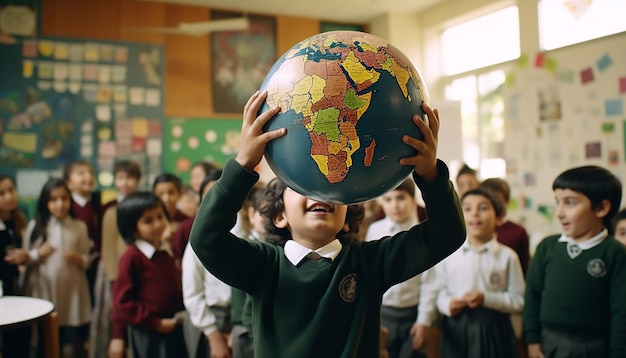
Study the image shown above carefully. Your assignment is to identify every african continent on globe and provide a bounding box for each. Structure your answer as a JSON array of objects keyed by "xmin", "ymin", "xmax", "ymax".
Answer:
[{"xmin": 260, "ymin": 31, "xmax": 430, "ymax": 204}]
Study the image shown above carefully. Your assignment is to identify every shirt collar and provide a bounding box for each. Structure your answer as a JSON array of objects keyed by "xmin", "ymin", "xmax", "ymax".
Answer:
[
  {"xmin": 558, "ymin": 229, "xmax": 607, "ymax": 250},
  {"xmin": 71, "ymin": 192, "xmax": 90, "ymax": 207},
  {"xmin": 0, "ymin": 219, "xmax": 6, "ymax": 231},
  {"xmin": 116, "ymin": 193, "xmax": 127, "ymax": 203},
  {"xmin": 135, "ymin": 239, "xmax": 158, "ymax": 259},
  {"xmin": 386, "ymin": 213, "xmax": 419, "ymax": 233},
  {"xmin": 284, "ymin": 239, "xmax": 343, "ymax": 266},
  {"xmin": 461, "ymin": 236, "xmax": 499, "ymax": 254}
]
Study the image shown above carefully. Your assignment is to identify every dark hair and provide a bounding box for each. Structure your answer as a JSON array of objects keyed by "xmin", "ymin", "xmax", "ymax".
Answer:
[
  {"xmin": 0, "ymin": 175, "xmax": 26, "ymax": 241},
  {"xmin": 30, "ymin": 178, "xmax": 73, "ymax": 248},
  {"xmin": 481, "ymin": 177, "xmax": 511, "ymax": 203},
  {"xmin": 461, "ymin": 187, "xmax": 505, "ymax": 219},
  {"xmin": 62, "ymin": 160, "xmax": 94, "ymax": 182},
  {"xmin": 392, "ymin": 178, "xmax": 415, "ymax": 197},
  {"xmin": 192, "ymin": 161, "xmax": 218, "ymax": 176},
  {"xmin": 114, "ymin": 160, "xmax": 142, "ymax": 180},
  {"xmin": 553, "ymin": 166, "xmax": 622, "ymax": 229},
  {"xmin": 116, "ymin": 191, "xmax": 170, "ymax": 245},
  {"xmin": 260, "ymin": 178, "xmax": 364, "ymax": 247},
  {"xmin": 248, "ymin": 184, "xmax": 267, "ymax": 212},
  {"xmin": 456, "ymin": 163, "xmax": 477, "ymax": 181},
  {"xmin": 610, "ymin": 208, "xmax": 626, "ymax": 236},
  {"xmin": 199, "ymin": 169, "xmax": 223, "ymax": 200},
  {"xmin": 152, "ymin": 173, "xmax": 183, "ymax": 192}
]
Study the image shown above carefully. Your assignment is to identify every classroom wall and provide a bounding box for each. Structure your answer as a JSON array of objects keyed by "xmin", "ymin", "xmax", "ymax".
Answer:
[
  {"xmin": 418, "ymin": 0, "xmax": 626, "ymax": 248},
  {"xmin": 503, "ymin": 32, "xmax": 626, "ymax": 248},
  {"xmin": 41, "ymin": 0, "xmax": 323, "ymax": 118}
]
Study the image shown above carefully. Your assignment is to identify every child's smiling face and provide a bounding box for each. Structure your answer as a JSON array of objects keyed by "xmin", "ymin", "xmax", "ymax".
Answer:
[{"xmin": 273, "ymin": 187, "xmax": 348, "ymax": 249}]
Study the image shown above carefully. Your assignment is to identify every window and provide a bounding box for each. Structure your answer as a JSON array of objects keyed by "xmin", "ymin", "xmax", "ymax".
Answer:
[
  {"xmin": 444, "ymin": 70, "xmax": 507, "ymax": 177},
  {"xmin": 441, "ymin": 6, "xmax": 520, "ymax": 75},
  {"xmin": 539, "ymin": 0, "xmax": 626, "ymax": 50}
]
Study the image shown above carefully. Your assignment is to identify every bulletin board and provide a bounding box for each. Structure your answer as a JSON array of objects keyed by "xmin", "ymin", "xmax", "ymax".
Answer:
[
  {"xmin": 0, "ymin": 37, "xmax": 165, "ymax": 202},
  {"xmin": 164, "ymin": 117, "xmax": 242, "ymax": 185},
  {"xmin": 501, "ymin": 33, "xmax": 626, "ymax": 249}
]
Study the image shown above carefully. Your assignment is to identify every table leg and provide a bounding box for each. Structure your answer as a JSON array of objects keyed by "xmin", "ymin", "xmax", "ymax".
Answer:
[{"xmin": 41, "ymin": 311, "xmax": 60, "ymax": 358}]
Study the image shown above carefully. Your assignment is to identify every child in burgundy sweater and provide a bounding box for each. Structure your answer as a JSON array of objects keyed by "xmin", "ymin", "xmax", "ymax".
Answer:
[{"xmin": 112, "ymin": 192, "xmax": 186, "ymax": 358}]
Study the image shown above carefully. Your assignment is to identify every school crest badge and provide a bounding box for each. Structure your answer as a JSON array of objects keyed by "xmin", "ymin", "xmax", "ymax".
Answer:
[
  {"xmin": 587, "ymin": 258, "xmax": 607, "ymax": 278},
  {"xmin": 338, "ymin": 273, "xmax": 357, "ymax": 303},
  {"xmin": 489, "ymin": 272, "xmax": 502, "ymax": 285}
]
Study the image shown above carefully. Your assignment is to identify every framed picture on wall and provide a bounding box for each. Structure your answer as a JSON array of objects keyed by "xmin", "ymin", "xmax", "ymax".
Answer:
[{"xmin": 210, "ymin": 11, "xmax": 276, "ymax": 114}]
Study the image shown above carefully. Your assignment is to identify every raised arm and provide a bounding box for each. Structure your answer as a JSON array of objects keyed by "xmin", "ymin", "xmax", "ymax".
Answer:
[{"xmin": 189, "ymin": 91, "xmax": 286, "ymax": 293}]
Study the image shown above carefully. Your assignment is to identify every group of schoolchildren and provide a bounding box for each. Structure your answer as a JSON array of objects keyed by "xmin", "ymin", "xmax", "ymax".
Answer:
[{"xmin": 1, "ymin": 92, "xmax": 626, "ymax": 358}]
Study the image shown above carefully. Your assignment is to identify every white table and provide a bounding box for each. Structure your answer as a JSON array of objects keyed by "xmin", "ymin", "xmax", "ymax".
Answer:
[{"xmin": 0, "ymin": 296, "xmax": 59, "ymax": 358}]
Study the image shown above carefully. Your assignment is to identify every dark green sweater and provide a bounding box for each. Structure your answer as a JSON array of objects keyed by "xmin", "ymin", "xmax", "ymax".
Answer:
[
  {"xmin": 190, "ymin": 159, "xmax": 465, "ymax": 358},
  {"xmin": 523, "ymin": 235, "xmax": 626, "ymax": 357}
]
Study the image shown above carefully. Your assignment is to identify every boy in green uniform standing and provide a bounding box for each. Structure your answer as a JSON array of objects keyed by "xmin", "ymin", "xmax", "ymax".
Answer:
[
  {"xmin": 523, "ymin": 166, "xmax": 626, "ymax": 358},
  {"xmin": 189, "ymin": 90, "xmax": 465, "ymax": 357}
]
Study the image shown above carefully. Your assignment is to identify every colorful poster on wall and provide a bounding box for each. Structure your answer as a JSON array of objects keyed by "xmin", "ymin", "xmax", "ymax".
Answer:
[
  {"xmin": 210, "ymin": 11, "xmax": 276, "ymax": 114},
  {"xmin": 164, "ymin": 117, "xmax": 242, "ymax": 185},
  {"xmin": 0, "ymin": 37, "xmax": 165, "ymax": 198}
]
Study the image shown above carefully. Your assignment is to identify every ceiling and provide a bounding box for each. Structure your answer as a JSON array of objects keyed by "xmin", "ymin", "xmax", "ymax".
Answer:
[{"xmin": 141, "ymin": 0, "xmax": 447, "ymax": 23}]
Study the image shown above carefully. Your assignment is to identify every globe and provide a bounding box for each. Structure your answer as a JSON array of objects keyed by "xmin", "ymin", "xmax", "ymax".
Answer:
[{"xmin": 259, "ymin": 31, "xmax": 430, "ymax": 204}]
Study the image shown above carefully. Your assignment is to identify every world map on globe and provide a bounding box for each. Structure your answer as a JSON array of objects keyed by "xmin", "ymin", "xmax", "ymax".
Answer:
[{"xmin": 260, "ymin": 31, "xmax": 430, "ymax": 204}]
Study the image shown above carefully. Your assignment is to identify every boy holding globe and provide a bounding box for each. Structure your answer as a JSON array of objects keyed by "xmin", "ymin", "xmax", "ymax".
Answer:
[{"xmin": 189, "ymin": 90, "xmax": 465, "ymax": 357}]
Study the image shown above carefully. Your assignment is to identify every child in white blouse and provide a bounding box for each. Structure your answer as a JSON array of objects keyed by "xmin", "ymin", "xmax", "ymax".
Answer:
[
  {"xmin": 435, "ymin": 187, "xmax": 525, "ymax": 358},
  {"xmin": 23, "ymin": 178, "xmax": 92, "ymax": 358}
]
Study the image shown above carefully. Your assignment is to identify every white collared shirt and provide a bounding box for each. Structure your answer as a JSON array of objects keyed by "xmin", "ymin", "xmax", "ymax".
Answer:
[
  {"xmin": 135, "ymin": 239, "xmax": 159, "ymax": 259},
  {"xmin": 435, "ymin": 237, "xmax": 525, "ymax": 316},
  {"xmin": 364, "ymin": 215, "xmax": 438, "ymax": 325},
  {"xmin": 71, "ymin": 192, "xmax": 90, "ymax": 207},
  {"xmin": 364, "ymin": 214, "xmax": 418, "ymax": 243},
  {"xmin": 558, "ymin": 229, "xmax": 607, "ymax": 258},
  {"xmin": 284, "ymin": 239, "xmax": 343, "ymax": 266},
  {"xmin": 116, "ymin": 193, "xmax": 127, "ymax": 203},
  {"xmin": 181, "ymin": 220, "xmax": 242, "ymax": 336},
  {"xmin": 182, "ymin": 241, "xmax": 231, "ymax": 336}
]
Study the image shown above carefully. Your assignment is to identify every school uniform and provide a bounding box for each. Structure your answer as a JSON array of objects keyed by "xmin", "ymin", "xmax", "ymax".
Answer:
[
  {"xmin": 365, "ymin": 215, "xmax": 438, "ymax": 358},
  {"xmin": 496, "ymin": 220, "xmax": 530, "ymax": 274},
  {"xmin": 182, "ymin": 241, "xmax": 232, "ymax": 358},
  {"xmin": 171, "ymin": 217, "xmax": 194, "ymax": 260},
  {"xmin": 71, "ymin": 191, "xmax": 102, "ymax": 309},
  {"xmin": 523, "ymin": 230, "xmax": 626, "ymax": 357},
  {"xmin": 189, "ymin": 159, "xmax": 465, "ymax": 358},
  {"xmin": 230, "ymin": 288, "xmax": 255, "ymax": 358},
  {"xmin": 71, "ymin": 192, "xmax": 102, "ymax": 255},
  {"xmin": 113, "ymin": 239, "xmax": 186, "ymax": 358},
  {"xmin": 230, "ymin": 231, "xmax": 264, "ymax": 358},
  {"xmin": 435, "ymin": 237, "xmax": 525, "ymax": 358}
]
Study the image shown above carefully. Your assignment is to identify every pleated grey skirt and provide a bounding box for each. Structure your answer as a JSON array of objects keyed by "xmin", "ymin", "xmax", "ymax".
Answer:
[{"xmin": 439, "ymin": 307, "xmax": 517, "ymax": 358}]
